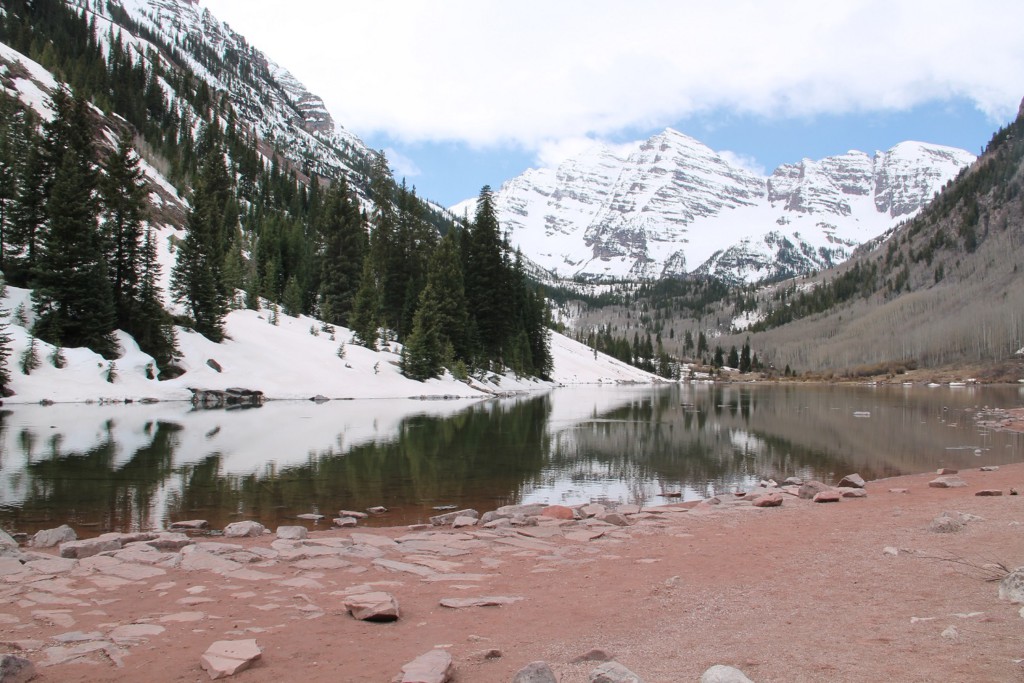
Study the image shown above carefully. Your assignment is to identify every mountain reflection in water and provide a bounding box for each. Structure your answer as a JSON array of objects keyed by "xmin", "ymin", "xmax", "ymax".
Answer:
[{"xmin": 0, "ymin": 384, "xmax": 1021, "ymax": 537}]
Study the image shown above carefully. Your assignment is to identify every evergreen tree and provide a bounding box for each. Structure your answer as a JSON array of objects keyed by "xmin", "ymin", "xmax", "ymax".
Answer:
[
  {"xmin": 100, "ymin": 136, "xmax": 147, "ymax": 329},
  {"xmin": 170, "ymin": 140, "xmax": 232, "ymax": 341},
  {"xmin": 349, "ymin": 256, "xmax": 380, "ymax": 350},
  {"xmin": 0, "ymin": 279, "xmax": 11, "ymax": 395},
  {"xmin": 727, "ymin": 345, "xmax": 739, "ymax": 369},
  {"xmin": 316, "ymin": 178, "xmax": 365, "ymax": 325},
  {"xmin": 697, "ymin": 330, "xmax": 708, "ymax": 357},
  {"xmin": 713, "ymin": 346, "xmax": 724, "ymax": 368},
  {"xmin": 134, "ymin": 227, "xmax": 179, "ymax": 375},
  {"xmin": 740, "ymin": 337, "xmax": 752, "ymax": 373},
  {"xmin": 423, "ymin": 230, "xmax": 469, "ymax": 359},
  {"xmin": 401, "ymin": 282, "xmax": 444, "ymax": 380},
  {"xmin": 31, "ymin": 91, "xmax": 117, "ymax": 357},
  {"xmin": 463, "ymin": 186, "xmax": 508, "ymax": 364}
]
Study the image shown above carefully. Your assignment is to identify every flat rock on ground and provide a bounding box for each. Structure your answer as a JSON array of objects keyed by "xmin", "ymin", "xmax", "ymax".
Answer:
[{"xmin": 2, "ymin": 464, "xmax": 1024, "ymax": 682}]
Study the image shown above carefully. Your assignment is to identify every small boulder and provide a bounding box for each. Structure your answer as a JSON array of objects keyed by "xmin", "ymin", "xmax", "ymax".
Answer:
[
  {"xmin": 841, "ymin": 488, "xmax": 868, "ymax": 498},
  {"xmin": 812, "ymin": 491, "xmax": 841, "ymax": 503},
  {"xmin": 295, "ymin": 513, "xmax": 324, "ymax": 521},
  {"xmin": 889, "ymin": 488, "xmax": 909, "ymax": 494},
  {"xmin": 999, "ymin": 567, "xmax": 1024, "ymax": 603},
  {"xmin": 367, "ymin": 506, "xmax": 388, "ymax": 515},
  {"xmin": 429, "ymin": 509, "xmax": 478, "ymax": 526},
  {"xmin": 980, "ymin": 466, "xmax": 1000, "ymax": 472},
  {"xmin": 223, "ymin": 521, "xmax": 265, "ymax": 538},
  {"xmin": 399, "ymin": 649, "xmax": 453, "ymax": 683},
  {"xmin": 752, "ymin": 493, "xmax": 783, "ymax": 508},
  {"xmin": 59, "ymin": 538, "xmax": 120, "ymax": 559},
  {"xmin": 976, "ymin": 489, "xmax": 1003, "ymax": 496},
  {"xmin": 333, "ymin": 517, "xmax": 358, "ymax": 528},
  {"xmin": 451, "ymin": 516, "xmax": 478, "ymax": 529},
  {"xmin": 929, "ymin": 515, "xmax": 964, "ymax": 533},
  {"xmin": 580, "ymin": 503, "xmax": 607, "ymax": 518},
  {"xmin": 146, "ymin": 532, "xmax": 194, "ymax": 551},
  {"xmin": 783, "ymin": 476, "xmax": 804, "ymax": 486},
  {"xmin": 590, "ymin": 660, "xmax": 644, "ymax": 682},
  {"xmin": 929, "ymin": 476, "xmax": 967, "ymax": 489},
  {"xmin": 169, "ymin": 519, "xmax": 209, "ymax": 530},
  {"xmin": 344, "ymin": 591, "xmax": 400, "ymax": 622},
  {"xmin": 31, "ymin": 524, "xmax": 76, "ymax": 548},
  {"xmin": 838, "ymin": 473, "xmax": 866, "ymax": 488},
  {"xmin": 936, "ymin": 467, "xmax": 959, "ymax": 475},
  {"xmin": 0, "ymin": 654, "xmax": 36, "ymax": 683},
  {"xmin": 512, "ymin": 661, "xmax": 558, "ymax": 683},
  {"xmin": 339, "ymin": 510, "xmax": 368, "ymax": 519},
  {"xmin": 199, "ymin": 639, "xmax": 262, "ymax": 680},
  {"xmin": 798, "ymin": 480, "xmax": 831, "ymax": 499},
  {"xmin": 700, "ymin": 665, "xmax": 755, "ymax": 683},
  {"xmin": 541, "ymin": 505, "xmax": 575, "ymax": 520},
  {"xmin": 275, "ymin": 526, "xmax": 307, "ymax": 540},
  {"xmin": 571, "ymin": 649, "xmax": 614, "ymax": 664},
  {"xmin": 598, "ymin": 512, "xmax": 631, "ymax": 527}
]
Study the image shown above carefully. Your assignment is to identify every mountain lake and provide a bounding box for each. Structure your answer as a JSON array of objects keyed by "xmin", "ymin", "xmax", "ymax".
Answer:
[{"xmin": 1, "ymin": 383, "xmax": 1022, "ymax": 538}]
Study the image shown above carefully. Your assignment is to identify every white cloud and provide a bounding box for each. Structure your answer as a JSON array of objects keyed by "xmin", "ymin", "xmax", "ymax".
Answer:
[
  {"xmin": 719, "ymin": 151, "xmax": 766, "ymax": 178},
  {"xmin": 202, "ymin": 0, "xmax": 1024, "ymax": 152},
  {"xmin": 383, "ymin": 147, "xmax": 421, "ymax": 180}
]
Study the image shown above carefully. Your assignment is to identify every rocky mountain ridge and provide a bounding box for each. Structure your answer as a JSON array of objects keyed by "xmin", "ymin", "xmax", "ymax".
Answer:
[{"xmin": 453, "ymin": 130, "xmax": 975, "ymax": 283}]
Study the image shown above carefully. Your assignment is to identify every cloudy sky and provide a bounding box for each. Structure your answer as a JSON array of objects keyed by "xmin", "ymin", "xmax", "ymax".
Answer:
[{"xmin": 200, "ymin": 0, "xmax": 1024, "ymax": 206}]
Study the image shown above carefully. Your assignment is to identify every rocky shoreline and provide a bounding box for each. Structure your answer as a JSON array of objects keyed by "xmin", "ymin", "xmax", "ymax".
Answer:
[{"xmin": 3, "ymin": 463, "xmax": 1024, "ymax": 681}]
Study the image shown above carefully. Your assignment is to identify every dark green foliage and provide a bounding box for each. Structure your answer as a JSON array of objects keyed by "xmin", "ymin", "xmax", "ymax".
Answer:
[
  {"xmin": 316, "ymin": 179, "xmax": 366, "ymax": 326},
  {"xmin": 740, "ymin": 338, "xmax": 751, "ymax": 373},
  {"xmin": 401, "ymin": 283, "xmax": 444, "ymax": 380},
  {"xmin": 350, "ymin": 257, "xmax": 380, "ymax": 350}
]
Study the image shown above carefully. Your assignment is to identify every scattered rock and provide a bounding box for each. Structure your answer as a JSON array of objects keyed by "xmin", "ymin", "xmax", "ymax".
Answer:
[
  {"xmin": 439, "ymin": 596, "xmax": 522, "ymax": 609},
  {"xmin": 700, "ymin": 664, "xmax": 755, "ymax": 683},
  {"xmin": 798, "ymin": 480, "xmax": 831, "ymax": 499},
  {"xmin": 784, "ymin": 476, "xmax": 804, "ymax": 486},
  {"xmin": 571, "ymin": 648, "xmax": 614, "ymax": 664},
  {"xmin": 838, "ymin": 473, "xmax": 866, "ymax": 488},
  {"xmin": 841, "ymin": 488, "xmax": 868, "ymax": 498},
  {"xmin": 295, "ymin": 513, "xmax": 324, "ymax": 521},
  {"xmin": 929, "ymin": 476, "xmax": 967, "ymax": 489},
  {"xmin": 998, "ymin": 567, "xmax": 1024, "ymax": 603},
  {"xmin": 451, "ymin": 516, "xmax": 478, "ymax": 529},
  {"xmin": 146, "ymin": 532, "xmax": 194, "ymax": 551},
  {"xmin": 979, "ymin": 466, "xmax": 1000, "ymax": 472},
  {"xmin": 976, "ymin": 489, "xmax": 1003, "ymax": 496},
  {"xmin": 199, "ymin": 639, "xmax": 262, "ymax": 680},
  {"xmin": 31, "ymin": 525, "xmax": 76, "ymax": 548},
  {"xmin": 339, "ymin": 510, "xmax": 369, "ymax": 519},
  {"xmin": 429, "ymin": 509, "xmax": 478, "ymax": 526},
  {"xmin": 753, "ymin": 493, "xmax": 783, "ymax": 508},
  {"xmin": 590, "ymin": 660, "xmax": 644, "ymax": 682},
  {"xmin": 598, "ymin": 513, "xmax": 631, "ymax": 527},
  {"xmin": 936, "ymin": 468, "xmax": 959, "ymax": 475},
  {"xmin": 541, "ymin": 505, "xmax": 575, "ymax": 520},
  {"xmin": 929, "ymin": 515, "xmax": 964, "ymax": 533},
  {"xmin": 109, "ymin": 623, "xmax": 165, "ymax": 644},
  {"xmin": 333, "ymin": 517, "xmax": 358, "ymax": 527},
  {"xmin": 59, "ymin": 538, "xmax": 120, "ymax": 559},
  {"xmin": 399, "ymin": 649, "xmax": 453, "ymax": 683},
  {"xmin": 222, "ymin": 521, "xmax": 265, "ymax": 538},
  {"xmin": 169, "ymin": 519, "xmax": 208, "ymax": 530},
  {"xmin": 812, "ymin": 491, "xmax": 841, "ymax": 503},
  {"xmin": 474, "ymin": 648, "xmax": 502, "ymax": 661},
  {"xmin": 343, "ymin": 591, "xmax": 400, "ymax": 622},
  {"xmin": 367, "ymin": 506, "xmax": 388, "ymax": 515},
  {"xmin": 883, "ymin": 546, "xmax": 900, "ymax": 556},
  {"xmin": 0, "ymin": 654, "xmax": 36, "ymax": 683},
  {"xmin": 889, "ymin": 488, "xmax": 909, "ymax": 494},
  {"xmin": 941, "ymin": 625, "xmax": 959, "ymax": 640},
  {"xmin": 205, "ymin": 358, "xmax": 223, "ymax": 373},
  {"xmin": 275, "ymin": 526, "xmax": 307, "ymax": 540},
  {"xmin": 511, "ymin": 661, "xmax": 557, "ymax": 683}
]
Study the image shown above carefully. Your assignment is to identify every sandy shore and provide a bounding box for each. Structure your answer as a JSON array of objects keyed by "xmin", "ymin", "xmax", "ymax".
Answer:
[{"xmin": 3, "ymin": 462, "xmax": 1024, "ymax": 682}]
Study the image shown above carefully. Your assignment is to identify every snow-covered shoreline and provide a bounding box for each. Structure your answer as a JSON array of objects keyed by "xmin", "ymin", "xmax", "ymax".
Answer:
[{"xmin": 1, "ymin": 284, "xmax": 665, "ymax": 405}]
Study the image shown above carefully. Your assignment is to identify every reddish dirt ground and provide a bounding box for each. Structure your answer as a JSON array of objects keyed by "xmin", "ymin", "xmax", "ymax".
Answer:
[{"xmin": 5, "ymin": 463, "xmax": 1024, "ymax": 682}]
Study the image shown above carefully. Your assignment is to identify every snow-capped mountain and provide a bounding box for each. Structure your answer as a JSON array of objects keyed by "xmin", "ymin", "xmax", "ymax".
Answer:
[{"xmin": 453, "ymin": 130, "xmax": 975, "ymax": 283}]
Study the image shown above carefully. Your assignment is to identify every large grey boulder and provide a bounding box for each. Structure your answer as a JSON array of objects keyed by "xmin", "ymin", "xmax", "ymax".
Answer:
[
  {"xmin": 838, "ymin": 473, "xmax": 866, "ymax": 488},
  {"xmin": 31, "ymin": 524, "xmax": 76, "ymax": 548},
  {"xmin": 223, "ymin": 521, "xmax": 266, "ymax": 538},
  {"xmin": 512, "ymin": 661, "xmax": 558, "ymax": 683},
  {"xmin": 700, "ymin": 665, "xmax": 755, "ymax": 683},
  {"xmin": 275, "ymin": 526, "xmax": 307, "ymax": 540},
  {"xmin": 798, "ymin": 480, "xmax": 831, "ymax": 499},
  {"xmin": 59, "ymin": 538, "xmax": 121, "ymax": 559}
]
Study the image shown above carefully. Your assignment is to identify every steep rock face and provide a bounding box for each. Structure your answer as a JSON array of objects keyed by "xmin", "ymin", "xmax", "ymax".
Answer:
[
  {"xmin": 107, "ymin": 0, "xmax": 375, "ymax": 188},
  {"xmin": 457, "ymin": 131, "xmax": 975, "ymax": 283}
]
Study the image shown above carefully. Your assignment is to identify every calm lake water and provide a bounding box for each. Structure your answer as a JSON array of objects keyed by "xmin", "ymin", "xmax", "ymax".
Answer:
[{"xmin": 1, "ymin": 383, "xmax": 1022, "ymax": 538}]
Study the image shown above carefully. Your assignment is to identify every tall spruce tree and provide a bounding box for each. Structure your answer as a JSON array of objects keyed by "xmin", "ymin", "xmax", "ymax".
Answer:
[
  {"xmin": 100, "ymin": 136, "xmax": 147, "ymax": 329},
  {"xmin": 349, "ymin": 256, "xmax": 380, "ymax": 350},
  {"xmin": 401, "ymin": 282, "xmax": 444, "ymax": 381},
  {"xmin": 316, "ymin": 178, "xmax": 365, "ymax": 326},
  {"xmin": 424, "ymin": 230, "xmax": 469, "ymax": 360},
  {"xmin": 464, "ymin": 186, "xmax": 508, "ymax": 364},
  {"xmin": 170, "ymin": 141, "xmax": 231, "ymax": 342},
  {"xmin": 31, "ymin": 90, "xmax": 117, "ymax": 357}
]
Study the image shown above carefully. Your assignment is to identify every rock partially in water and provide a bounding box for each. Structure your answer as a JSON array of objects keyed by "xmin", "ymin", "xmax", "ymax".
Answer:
[
  {"xmin": 31, "ymin": 525, "xmax": 76, "ymax": 548},
  {"xmin": 223, "ymin": 521, "xmax": 266, "ymax": 538}
]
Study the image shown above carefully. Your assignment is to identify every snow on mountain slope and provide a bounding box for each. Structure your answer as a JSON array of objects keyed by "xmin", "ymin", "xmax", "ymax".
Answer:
[{"xmin": 455, "ymin": 130, "xmax": 975, "ymax": 283}]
